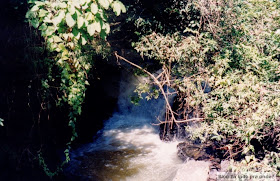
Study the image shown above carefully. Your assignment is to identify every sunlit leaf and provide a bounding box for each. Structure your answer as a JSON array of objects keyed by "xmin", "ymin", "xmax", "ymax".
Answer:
[
  {"xmin": 34, "ymin": 1, "xmax": 45, "ymax": 6},
  {"xmin": 72, "ymin": 0, "xmax": 81, "ymax": 8},
  {"xmin": 59, "ymin": 2, "xmax": 67, "ymax": 8},
  {"xmin": 87, "ymin": 23, "xmax": 96, "ymax": 36},
  {"xmin": 43, "ymin": 14, "xmax": 52, "ymax": 23},
  {"xmin": 39, "ymin": 23, "xmax": 47, "ymax": 31},
  {"xmin": 82, "ymin": 3, "xmax": 88, "ymax": 10},
  {"xmin": 91, "ymin": 3, "xmax": 98, "ymax": 14},
  {"xmin": 66, "ymin": 13, "xmax": 76, "ymax": 28},
  {"xmin": 81, "ymin": 36, "xmax": 87, "ymax": 45},
  {"xmin": 79, "ymin": 0, "xmax": 86, "ymax": 5},
  {"xmin": 38, "ymin": 9, "xmax": 48, "ymax": 17},
  {"xmin": 62, "ymin": 33, "xmax": 69, "ymax": 40},
  {"xmin": 30, "ymin": 5, "xmax": 39, "ymax": 12},
  {"xmin": 111, "ymin": 1, "xmax": 126, "ymax": 16},
  {"xmin": 53, "ymin": 35, "xmax": 63, "ymax": 43},
  {"xmin": 52, "ymin": 10, "xmax": 65, "ymax": 26},
  {"xmin": 45, "ymin": 26, "xmax": 56, "ymax": 36},
  {"xmin": 98, "ymin": 0, "xmax": 109, "ymax": 9},
  {"xmin": 77, "ymin": 16, "xmax": 84, "ymax": 28},
  {"xmin": 68, "ymin": 5, "xmax": 76, "ymax": 15},
  {"xmin": 93, "ymin": 21, "xmax": 101, "ymax": 33},
  {"xmin": 85, "ymin": 12, "xmax": 94, "ymax": 21},
  {"xmin": 103, "ymin": 23, "xmax": 110, "ymax": 34}
]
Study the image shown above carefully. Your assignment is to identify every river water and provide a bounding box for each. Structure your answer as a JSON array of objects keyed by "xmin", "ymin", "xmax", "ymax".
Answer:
[{"xmin": 67, "ymin": 75, "xmax": 183, "ymax": 181}]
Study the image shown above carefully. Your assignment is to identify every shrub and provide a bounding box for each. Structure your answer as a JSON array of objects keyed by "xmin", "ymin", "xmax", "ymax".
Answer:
[
  {"xmin": 26, "ymin": 0, "xmax": 126, "ymax": 177},
  {"xmin": 135, "ymin": 0, "xmax": 280, "ymax": 174}
]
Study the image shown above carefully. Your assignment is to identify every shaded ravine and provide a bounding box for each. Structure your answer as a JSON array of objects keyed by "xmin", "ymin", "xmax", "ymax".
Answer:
[{"xmin": 65, "ymin": 73, "xmax": 184, "ymax": 181}]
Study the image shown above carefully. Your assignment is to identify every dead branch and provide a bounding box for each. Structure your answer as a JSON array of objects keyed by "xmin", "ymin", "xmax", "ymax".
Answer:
[
  {"xmin": 114, "ymin": 52, "xmax": 177, "ymax": 127},
  {"xmin": 114, "ymin": 52, "xmax": 205, "ymax": 128},
  {"xmin": 152, "ymin": 117, "xmax": 204, "ymax": 125}
]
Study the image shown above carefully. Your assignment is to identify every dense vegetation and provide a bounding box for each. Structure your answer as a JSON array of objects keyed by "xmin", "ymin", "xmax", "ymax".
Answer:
[
  {"xmin": 134, "ymin": 0, "xmax": 280, "ymax": 174},
  {"xmin": 2, "ymin": 0, "xmax": 280, "ymax": 179},
  {"xmin": 25, "ymin": 0, "xmax": 126, "ymax": 177}
]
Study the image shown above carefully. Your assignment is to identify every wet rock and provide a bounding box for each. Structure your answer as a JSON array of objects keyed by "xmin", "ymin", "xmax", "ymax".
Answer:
[
  {"xmin": 172, "ymin": 160, "xmax": 211, "ymax": 181},
  {"xmin": 220, "ymin": 160, "xmax": 230, "ymax": 172},
  {"xmin": 177, "ymin": 142, "xmax": 211, "ymax": 161},
  {"xmin": 208, "ymin": 160, "xmax": 230, "ymax": 180}
]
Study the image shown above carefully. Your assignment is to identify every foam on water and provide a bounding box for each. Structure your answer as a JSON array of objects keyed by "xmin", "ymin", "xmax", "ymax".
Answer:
[{"xmin": 68, "ymin": 74, "xmax": 183, "ymax": 181}]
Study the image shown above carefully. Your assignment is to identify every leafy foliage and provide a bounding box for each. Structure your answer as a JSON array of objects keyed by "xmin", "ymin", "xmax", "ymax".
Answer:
[
  {"xmin": 135, "ymin": 0, "xmax": 280, "ymax": 174},
  {"xmin": 26, "ymin": 0, "xmax": 125, "ymax": 177},
  {"xmin": 22, "ymin": 0, "xmax": 280, "ymax": 176}
]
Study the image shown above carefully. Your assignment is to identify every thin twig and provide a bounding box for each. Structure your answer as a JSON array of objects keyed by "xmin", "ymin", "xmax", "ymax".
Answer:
[{"xmin": 115, "ymin": 52, "xmax": 177, "ymax": 126}]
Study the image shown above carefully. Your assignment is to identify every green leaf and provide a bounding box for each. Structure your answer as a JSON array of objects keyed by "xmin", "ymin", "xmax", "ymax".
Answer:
[
  {"xmin": 77, "ymin": 16, "xmax": 84, "ymax": 29},
  {"xmin": 72, "ymin": 28, "xmax": 79, "ymax": 36},
  {"xmin": 98, "ymin": 0, "xmax": 109, "ymax": 9},
  {"xmin": 58, "ymin": 43, "xmax": 66, "ymax": 51},
  {"xmin": 31, "ymin": 19, "xmax": 39, "ymax": 28},
  {"xmin": 38, "ymin": 9, "xmax": 48, "ymax": 17},
  {"xmin": 100, "ymin": 29, "xmax": 107, "ymax": 40},
  {"xmin": 91, "ymin": 3, "xmax": 98, "ymax": 14},
  {"xmin": 66, "ymin": 13, "xmax": 76, "ymax": 28},
  {"xmin": 72, "ymin": 12, "xmax": 78, "ymax": 21},
  {"xmin": 57, "ymin": 24, "xmax": 67, "ymax": 33},
  {"xmin": 39, "ymin": 23, "xmax": 47, "ymax": 31},
  {"xmin": 25, "ymin": 11, "xmax": 33, "ymax": 19}
]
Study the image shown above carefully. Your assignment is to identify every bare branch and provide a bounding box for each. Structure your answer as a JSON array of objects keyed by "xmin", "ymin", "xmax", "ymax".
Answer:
[{"xmin": 114, "ymin": 52, "xmax": 177, "ymax": 127}]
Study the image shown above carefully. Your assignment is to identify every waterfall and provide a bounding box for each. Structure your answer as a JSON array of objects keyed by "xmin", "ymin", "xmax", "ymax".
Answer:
[{"xmin": 66, "ymin": 72, "xmax": 183, "ymax": 181}]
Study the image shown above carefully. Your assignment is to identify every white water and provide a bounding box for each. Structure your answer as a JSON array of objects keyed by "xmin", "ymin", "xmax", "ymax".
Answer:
[{"xmin": 68, "ymin": 74, "xmax": 183, "ymax": 181}]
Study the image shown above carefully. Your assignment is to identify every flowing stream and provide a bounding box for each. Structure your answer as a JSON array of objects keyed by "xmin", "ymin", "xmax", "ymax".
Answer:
[{"xmin": 67, "ymin": 74, "xmax": 184, "ymax": 181}]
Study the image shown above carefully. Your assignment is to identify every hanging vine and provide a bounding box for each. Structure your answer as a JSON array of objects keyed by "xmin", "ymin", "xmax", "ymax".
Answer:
[{"xmin": 26, "ymin": 0, "xmax": 126, "ymax": 177}]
